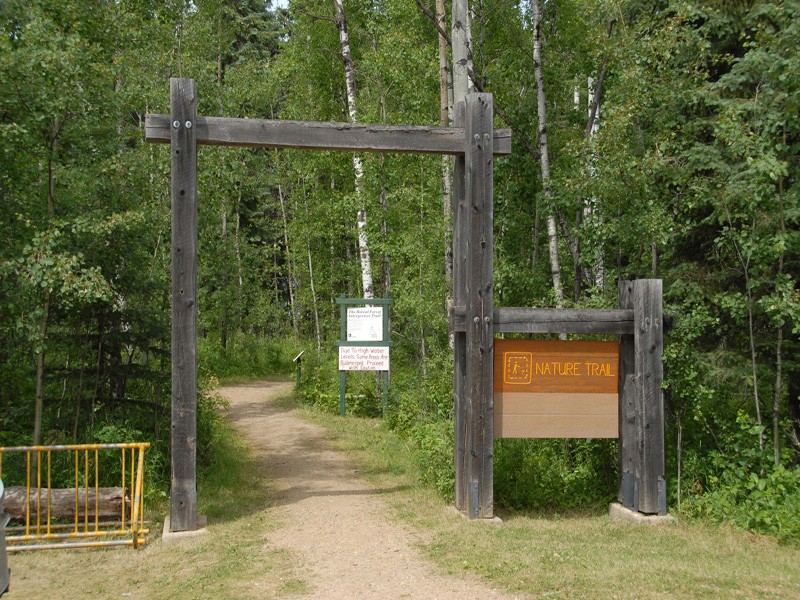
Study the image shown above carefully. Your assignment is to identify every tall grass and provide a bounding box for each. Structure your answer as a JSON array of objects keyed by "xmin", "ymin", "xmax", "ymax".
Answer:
[{"xmin": 198, "ymin": 334, "xmax": 298, "ymax": 383}]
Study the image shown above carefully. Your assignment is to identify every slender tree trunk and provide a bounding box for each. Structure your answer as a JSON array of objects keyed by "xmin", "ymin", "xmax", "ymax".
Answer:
[
  {"xmin": 333, "ymin": 0, "xmax": 374, "ymax": 299},
  {"xmin": 773, "ymin": 174, "xmax": 786, "ymax": 466},
  {"xmin": 586, "ymin": 76, "xmax": 604, "ymax": 290},
  {"xmin": 301, "ymin": 179, "xmax": 322, "ymax": 354},
  {"xmin": 574, "ymin": 210, "xmax": 582, "ymax": 302},
  {"xmin": 438, "ymin": 0, "xmax": 453, "ymax": 283},
  {"xmin": 726, "ymin": 212, "xmax": 764, "ymax": 451},
  {"xmin": 651, "ymin": 243, "xmax": 658, "ymax": 276},
  {"xmin": 774, "ymin": 325, "xmax": 783, "ymax": 465},
  {"xmin": 278, "ymin": 183, "xmax": 299, "ymax": 336},
  {"xmin": 745, "ymin": 265, "xmax": 763, "ymax": 449},
  {"xmin": 72, "ymin": 347, "xmax": 86, "ymax": 441},
  {"xmin": 531, "ymin": 201, "xmax": 541, "ymax": 272},
  {"xmin": 532, "ymin": 0, "xmax": 564, "ymax": 310},
  {"xmin": 235, "ymin": 185, "xmax": 244, "ymax": 335},
  {"xmin": 33, "ymin": 294, "xmax": 51, "ymax": 446},
  {"xmin": 419, "ymin": 164, "xmax": 427, "ymax": 377},
  {"xmin": 438, "ymin": 0, "xmax": 454, "ymax": 348},
  {"xmin": 220, "ymin": 195, "xmax": 229, "ymax": 349}
]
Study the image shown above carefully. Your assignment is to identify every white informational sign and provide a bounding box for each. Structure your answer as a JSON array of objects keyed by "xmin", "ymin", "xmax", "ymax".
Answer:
[
  {"xmin": 339, "ymin": 346, "xmax": 390, "ymax": 371},
  {"xmin": 346, "ymin": 306, "xmax": 384, "ymax": 342}
]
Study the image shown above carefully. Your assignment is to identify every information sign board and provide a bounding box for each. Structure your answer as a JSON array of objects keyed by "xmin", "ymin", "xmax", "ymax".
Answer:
[
  {"xmin": 339, "ymin": 346, "xmax": 390, "ymax": 371},
  {"xmin": 346, "ymin": 307, "xmax": 384, "ymax": 342}
]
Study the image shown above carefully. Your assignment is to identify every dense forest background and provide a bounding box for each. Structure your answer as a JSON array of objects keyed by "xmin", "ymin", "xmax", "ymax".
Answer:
[{"xmin": 1, "ymin": 0, "xmax": 798, "ymax": 540}]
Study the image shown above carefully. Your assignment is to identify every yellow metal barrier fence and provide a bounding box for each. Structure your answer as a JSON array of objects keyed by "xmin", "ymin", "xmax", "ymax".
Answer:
[{"xmin": 0, "ymin": 443, "xmax": 149, "ymax": 551}]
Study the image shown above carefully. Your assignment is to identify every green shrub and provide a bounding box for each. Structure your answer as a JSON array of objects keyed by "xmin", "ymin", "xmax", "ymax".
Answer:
[
  {"xmin": 410, "ymin": 419, "xmax": 455, "ymax": 500},
  {"xmin": 682, "ymin": 413, "xmax": 800, "ymax": 543},
  {"xmin": 199, "ymin": 334, "xmax": 297, "ymax": 382},
  {"xmin": 494, "ymin": 438, "xmax": 617, "ymax": 510}
]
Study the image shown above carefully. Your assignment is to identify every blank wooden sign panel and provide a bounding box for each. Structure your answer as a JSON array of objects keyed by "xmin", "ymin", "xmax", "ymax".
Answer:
[{"xmin": 493, "ymin": 339, "xmax": 619, "ymax": 438}]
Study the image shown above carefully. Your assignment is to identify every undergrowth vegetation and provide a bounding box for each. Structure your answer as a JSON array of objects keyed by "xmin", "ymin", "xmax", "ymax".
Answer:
[{"xmin": 680, "ymin": 414, "xmax": 800, "ymax": 543}]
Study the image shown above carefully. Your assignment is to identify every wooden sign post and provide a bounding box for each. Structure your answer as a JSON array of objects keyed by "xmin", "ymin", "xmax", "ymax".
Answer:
[
  {"xmin": 452, "ymin": 278, "xmax": 667, "ymax": 517},
  {"xmin": 335, "ymin": 296, "xmax": 393, "ymax": 417},
  {"xmin": 168, "ymin": 78, "xmax": 198, "ymax": 533}
]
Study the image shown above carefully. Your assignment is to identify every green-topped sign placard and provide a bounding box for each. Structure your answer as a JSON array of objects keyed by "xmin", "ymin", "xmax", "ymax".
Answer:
[{"xmin": 335, "ymin": 296, "xmax": 392, "ymax": 417}]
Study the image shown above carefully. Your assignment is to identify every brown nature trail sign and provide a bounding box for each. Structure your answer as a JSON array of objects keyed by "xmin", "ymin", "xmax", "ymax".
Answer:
[{"xmin": 493, "ymin": 340, "xmax": 619, "ymax": 438}]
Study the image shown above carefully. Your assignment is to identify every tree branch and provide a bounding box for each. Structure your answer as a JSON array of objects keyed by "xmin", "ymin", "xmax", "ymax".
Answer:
[
  {"xmin": 292, "ymin": 5, "xmax": 336, "ymax": 24},
  {"xmin": 585, "ymin": 19, "xmax": 614, "ymax": 139},
  {"xmin": 415, "ymin": 0, "xmax": 451, "ymax": 43}
]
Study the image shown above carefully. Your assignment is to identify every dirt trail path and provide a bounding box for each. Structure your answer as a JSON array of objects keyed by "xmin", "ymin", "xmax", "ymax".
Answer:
[{"xmin": 219, "ymin": 381, "xmax": 520, "ymax": 600}]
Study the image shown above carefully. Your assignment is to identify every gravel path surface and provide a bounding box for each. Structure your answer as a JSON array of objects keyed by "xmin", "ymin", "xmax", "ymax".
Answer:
[{"xmin": 218, "ymin": 381, "xmax": 520, "ymax": 600}]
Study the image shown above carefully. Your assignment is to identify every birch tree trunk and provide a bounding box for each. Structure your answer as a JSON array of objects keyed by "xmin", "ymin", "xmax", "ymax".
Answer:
[
  {"xmin": 438, "ymin": 0, "xmax": 454, "ymax": 348},
  {"xmin": 438, "ymin": 0, "xmax": 453, "ymax": 284},
  {"xmin": 452, "ymin": 0, "xmax": 472, "ymax": 101},
  {"xmin": 333, "ymin": 0, "xmax": 374, "ymax": 299},
  {"xmin": 532, "ymin": 0, "xmax": 564, "ymax": 309},
  {"xmin": 586, "ymin": 76, "xmax": 604, "ymax": 290}
]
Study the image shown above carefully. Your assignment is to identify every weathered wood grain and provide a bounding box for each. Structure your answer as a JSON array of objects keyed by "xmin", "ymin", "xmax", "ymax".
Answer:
[
  {"xmin": 618, "ymin": 280, "xmax": 637, "ymax": 507},
  {"xmin": 451, "ymin": 306, "xmax": 634, "ymax": 334},
  {"xmin": 633, "ymin": 279, "xmax": 665, "ymax": 514},
  {"xmin": 464, "ymin": 94, "xmax": 494, "ymax": 519},
  {"xmin": 145, "ymin": 114, "xmax": 512, "ymax": 156},
  {"xmin": 453, "ymin": 102, "xmax": 468, "ymax": 513},
  {"xmin": 169, "ymin": 77, "xmax": 199, "ymax": 532}
]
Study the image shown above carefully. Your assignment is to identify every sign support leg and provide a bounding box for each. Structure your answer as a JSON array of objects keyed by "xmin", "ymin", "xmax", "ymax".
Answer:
[
  {"xmin": 169, "ymin": 77, "xmax": 199, "ymax": 532},
  {"xmin": 339, "ymin": 371, "xmax": 346, "ymax": 417},
  {"xmin": 633, "ymin": 279, "xmax": 665, "ymax": 514},
  {"xmin": 464, "ymin": 93, "xmax": 494, "ymax": 519},
  {"xmin": 618, "ymin": 280, "xmax": 636, "ymax": 509},
  {"xmin": 453, "ymin": 100, "xmax": 468, "ymax": 513}
]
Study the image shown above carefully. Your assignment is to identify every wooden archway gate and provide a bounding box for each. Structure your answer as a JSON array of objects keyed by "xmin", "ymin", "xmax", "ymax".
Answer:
[
  {"xmin": 146, "ymin": 78, "xmax": 665, "ymax": 532},
  {"xmin": 145, "ymin": 78, "xmax": 511, "ymax": 531}
]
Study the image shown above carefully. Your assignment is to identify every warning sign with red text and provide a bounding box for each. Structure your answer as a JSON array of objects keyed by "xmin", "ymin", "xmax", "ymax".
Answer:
[{"xmin": 338, "ymin": 346, "xmax": 390, "ymax": 371}]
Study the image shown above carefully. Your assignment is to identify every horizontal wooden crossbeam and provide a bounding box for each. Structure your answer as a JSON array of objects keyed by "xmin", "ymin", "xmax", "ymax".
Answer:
[
  {"xmin": 451, "ymin": 306, "xmax": 635, "ymax": 335},
  {"xmin": 145, "ymin": 114, "xmax": 512, "ymax": 156}
]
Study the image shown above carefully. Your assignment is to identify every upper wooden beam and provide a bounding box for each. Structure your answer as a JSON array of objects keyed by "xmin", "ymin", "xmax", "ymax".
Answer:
[
  {"xmin": 451, "ymin": 306, "xmax": 635, "ymax": 335},
  {"xmin": 145, "ymin": 114, "xmax": 512, "ymax": 156}
]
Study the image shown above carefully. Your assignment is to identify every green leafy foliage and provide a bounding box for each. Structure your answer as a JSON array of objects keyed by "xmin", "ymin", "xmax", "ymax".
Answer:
[
  {"xmin": 1, "ymin": 0, "xmax": 798, "ymax": 543},
  {"xmin": 682, "ymin": 414, "xmax": 800, "ymax": 543}
]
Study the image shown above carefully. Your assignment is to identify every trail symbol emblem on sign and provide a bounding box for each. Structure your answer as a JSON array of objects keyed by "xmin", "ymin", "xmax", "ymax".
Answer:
[{"xmin": 504, "ymin": 353, "xmax": 533, "ymax": 385}]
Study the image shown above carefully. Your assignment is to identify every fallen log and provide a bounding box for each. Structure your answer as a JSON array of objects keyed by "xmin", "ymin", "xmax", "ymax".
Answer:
[{"xmin": 2, "ymin": 487, "xmax": 129, "ymax": 521}]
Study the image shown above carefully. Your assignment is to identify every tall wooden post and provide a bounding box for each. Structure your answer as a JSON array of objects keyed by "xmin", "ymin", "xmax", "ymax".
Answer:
[
  {"xmin": 464, "ymin": 93, "xmax": 494, "ymax": 518},
  {"xmin": 618, "ymin": 280, "xmax": 636, "ymax": 508},
  {"xmin": 169, "ymin": 78, "xmax": 199, "ymax": 532},
  {"xmin": 453, "ymin": 101, "xmax": 468, "ymax": 512},
  {"xmin": 633, "ymin": 279, "xmax": 665, "ymax": 514}
]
